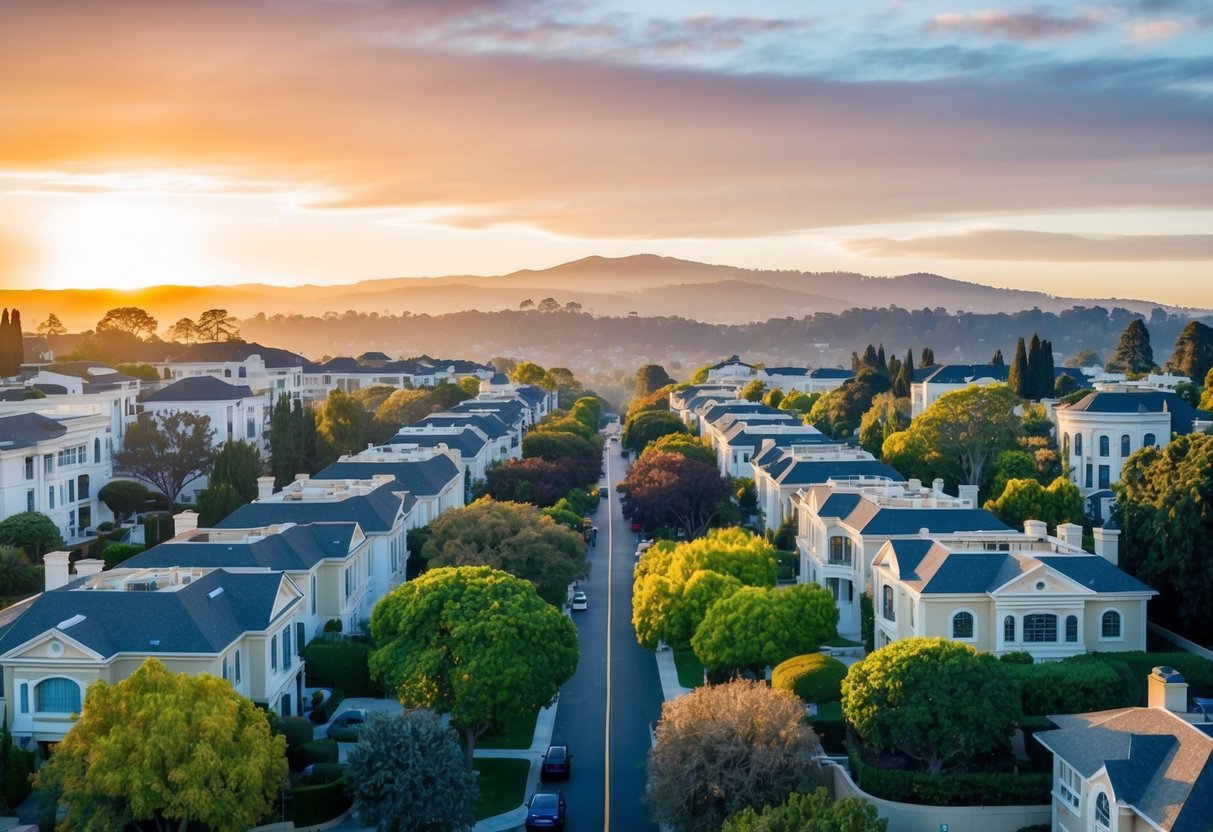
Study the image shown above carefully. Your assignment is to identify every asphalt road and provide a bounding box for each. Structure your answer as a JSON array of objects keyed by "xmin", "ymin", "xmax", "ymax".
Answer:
[{"xmin": 546, "ymin": 430, "xmax": 663, "ymax": 832}]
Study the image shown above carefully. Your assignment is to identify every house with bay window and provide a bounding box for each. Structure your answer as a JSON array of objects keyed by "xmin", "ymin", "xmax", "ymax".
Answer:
[{"xmin": 0, "ymin": 565, "xmax": 305, "ymax": 748}]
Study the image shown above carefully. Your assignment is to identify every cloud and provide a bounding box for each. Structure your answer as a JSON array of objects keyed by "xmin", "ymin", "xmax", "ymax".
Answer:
[
  {"xmin": 1127, "ymin": 18, "xmax": 1186, "ymax": 41},
  {"xmin": 925, "ymin": 8, "xmax": 1111, "ymax": 40},
  {"xmin": 846, "ymin": 230, "xmax": 1213, "ymax": 261}
]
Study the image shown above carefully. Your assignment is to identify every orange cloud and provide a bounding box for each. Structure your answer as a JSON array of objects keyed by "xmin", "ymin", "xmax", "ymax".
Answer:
[{"xmin": 846, "ymin": 229, "xmax": 1213, "ymax": 261}]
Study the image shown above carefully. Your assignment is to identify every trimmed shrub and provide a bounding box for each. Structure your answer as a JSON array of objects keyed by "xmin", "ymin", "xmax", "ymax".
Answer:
[
  {"xmin": 1095, "ymin": 651, "xmax": 1213, "ymax": 701},
  {"xmin": 100, "ymin": 543, "xmax": 145, "ymax": 568},
  {"xmin": 289, "ymin": 777, "xmax": 351, "ymax": 826},
  {"xmin": 140, "ymin": 513, "xmax": 175, "ymax": 547},
  {"xmin": 278, "ymin": 716, "xmax": 315, "ymax": 750},
  {"xmin": 304, "ymin": 639, "xmax": 375, "ymax": 696},
  {"xmin": 807, "ymin": 700, "xmax": 846, "ymax": 753},
  {"xmin": 999, "ymin": 651, "xmax": 1035, "ymax": 665},
  {"xmin": 1007, "ymin": 658, "xmax": 1130, "ymax": 716},
  {"xmin": 772, "ymin": 652, "xmax": 848, "ymax": 704},
  {"xmin": 298, "ymin": 739, "xmax": 339, "ymax": 767},
  {"xmin": 315, "ymin": 689, "xmax": 345, "ymax": 724},
  {"xmin": 2, "ymin": 745, "xmax": 35, "ymax": 807},
  {"xmin": 849, "ymin": 752, "xmax": 1051, "ymax": 806},
  {"xmin": 303, "ymin": 762, "xmax": 344, "ymax": 786}
]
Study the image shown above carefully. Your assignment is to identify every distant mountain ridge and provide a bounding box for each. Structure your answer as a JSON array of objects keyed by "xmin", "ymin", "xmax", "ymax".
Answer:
[{"xmin": 2, "ymin": 254, "xmax": 1202, "ymax": 332}]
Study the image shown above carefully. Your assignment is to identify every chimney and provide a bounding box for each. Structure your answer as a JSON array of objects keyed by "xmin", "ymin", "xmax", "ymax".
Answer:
[
  {"xmin": 1023, "ymin": 519, "xmax": 1048, "ymax": 538},
  {"xmin": 958, "ymin": 484, "xmax": 979, "ymax": 507},
  {"xmin": 74, "ymin": 558, "xmax": 105, "ymax": 577},
  {"xmin": 932, "ymin": 478, "xmax": 945, "ymax": 495},
  {"xmin": 174, "ymin": 510, "xmax": 199, "ymax": 536},
  {"xmin": 257, "ymin": 476, "xmax": 275, "ymax": 501},
  {"xmin": 1148, "ymin": 666, "xmax": 1188, "ymax": 712},
  {"xmin": 44, "ymin": 551, "xmax": 71, "ymax": 591},
  {"xmin": 1056, "ymin": 523, "xmax": 1083, "ymax": 550},
  {"xmin": 1093, "ymin": 526, "xmax": 1120, "ymax": 566},
  {"xmin": 294, "ymin": 473, "xmax": 310, "ymax": 483},
  {"xmin": 907, "ymin": 478, "xmax": 922, "ymax": 493}
]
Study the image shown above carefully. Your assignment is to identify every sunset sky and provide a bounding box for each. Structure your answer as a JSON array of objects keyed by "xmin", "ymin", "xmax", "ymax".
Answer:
[{"xmin": 1, "ymin": 0, "xmax": 1210, "ymax": 305}]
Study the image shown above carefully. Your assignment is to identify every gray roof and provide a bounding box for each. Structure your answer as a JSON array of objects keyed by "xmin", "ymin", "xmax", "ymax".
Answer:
[
  {"xmin": 1038, "ymin": 555, "xmax": 1155, "ymax": 593},
  {"xmin": 216, "ymin": 483, "xmax": 405, "ymax": 533},
  {"xmin": 1035, "ymin": 708, "xmax": 1213, "ymax": 832},
  {"xmin": 450, "ymin": 399, "xmax": 525, "ymax": 425},
  {"xmin": 143, "ymin": 375, "xmax": 254, "ymax": 403},
  {"xmin": 514, "ymin": 385, "xmax": 548, "ymax": 406},
  {"xmin": 773, "ymin": 459, "xmax": 905, "ymax": 488},
  {"xmin": 0, "ymin": 412, "xmax": 67, "ymax": 449},
  {"xmin": 854, "ymin": 507, "xmax": 1011, "ymax": 537},
  {"xmin": 412, "ymin": 412, "xmax": 510, "ymax": 440},
  {"xmin": 765, "ymin": 366, "xmax": 808, "ymax": 376},
  {"xmin": 314, "ymin": 455, "xmax": 459, "ymax": 499},
  {"xmin": 128, "ymin": 522, "xmax": 359, "ymax": 571},
  {"xmin": 1060, "ymin": 391, "xmax": 1211, "ymax": 434},
  {"xmin": 0, "ymin": 569, "xmax": 295, "ymax": 659},
  {"xmin": 388, "ymin": 427, "xmax": 489, "ymax": 457},
  {"xmin": 921, "ymin": 364, "xmax": 1011, "ymax": 384},
  {"xmin": 809, "ymin": 368, "xmax": 855, "ymax": 379},
  {"xmin": 166, "ymin": 342, "xmax": 308, "ymax": 368}
]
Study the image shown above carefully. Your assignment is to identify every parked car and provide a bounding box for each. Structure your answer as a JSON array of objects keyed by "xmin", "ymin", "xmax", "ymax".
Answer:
[
  {"xmin": 630, "ymin": 521, "xmax": 642, "ymax": 533},
  {"xmin": 325, "ymin": 708, "xmax": 368, "ymax": 741},
  {"xmin": 525, "ymin": 792, "xmax": 567, "ymax": 831},
  {"xmin": 571, "ymin": 591, "xmax": 588, "ymax": 611},
  {"xmin": 540, "ymin": 744, "xmax": 573, "ymax": 780}
]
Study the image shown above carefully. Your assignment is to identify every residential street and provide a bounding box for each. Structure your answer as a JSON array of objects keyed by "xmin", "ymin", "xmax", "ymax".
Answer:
[{"xmin": 547, "ymin": 431, "xmax": 663, "ymax": 832}]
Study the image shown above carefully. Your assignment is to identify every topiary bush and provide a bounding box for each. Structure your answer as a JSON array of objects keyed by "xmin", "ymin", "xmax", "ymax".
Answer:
[
  {"xmin": 304, "ymin": 640, "xmax": 374, "ymax": 696},
  {"xmin": 1007, "ymin": 657, "xmax": 1136, "ymax": 716},
  {"xmin": 771, "ymin": 652, "xmax": 848, "ymax": 704},
  {"xmin": 100, "ymin": 542, "xmax": 145, "ymax": 568},
  {"xmin": 278, "ymin": 715, "xmax": 315, "ymax": 754}
]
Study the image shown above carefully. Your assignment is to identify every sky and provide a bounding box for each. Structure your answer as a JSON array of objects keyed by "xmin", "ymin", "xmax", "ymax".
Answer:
[{"xmin": 1, "ymin": 0, "xmax": 1211, "ymax": 306}]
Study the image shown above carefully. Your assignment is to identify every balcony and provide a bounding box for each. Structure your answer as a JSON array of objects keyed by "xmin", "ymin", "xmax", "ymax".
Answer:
[{"xmin": 826, "ymin": 553, "xmax": 853, "ymax": 567}]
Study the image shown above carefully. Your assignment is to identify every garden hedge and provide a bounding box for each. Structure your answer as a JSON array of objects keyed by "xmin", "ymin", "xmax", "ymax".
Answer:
[
  {"xmin": 288, "ymin": 777, "xmax": 352, "ymax": 826},
  {"xmin": 303, "ymin": 639, "xmax": 375, "ymax": 696},
  {"xmin": 771, "ymin": 652, "xmax": 848, "ymax": 704},
  {"xmin": 848, "ymin": 752, "xmax": 1051, "ymax": 806}
]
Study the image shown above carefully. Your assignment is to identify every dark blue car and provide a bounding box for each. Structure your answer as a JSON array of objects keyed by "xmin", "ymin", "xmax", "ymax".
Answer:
[{"xmin": 525, "ymin": 792, "xmax": 566, "ymax": 831}]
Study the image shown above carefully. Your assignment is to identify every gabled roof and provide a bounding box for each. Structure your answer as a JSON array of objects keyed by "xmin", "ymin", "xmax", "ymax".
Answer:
[
  {"xmin": 773, "ymin": 459, "xmax": 904, "ymax": 488},
  {"xmin": 143, "ymin": 375, "xmax": 254, "ymax": 403},
  {"xmin": 808, "ymin": 368, "xmax": 855, "ymax": 379},
  {"xmin": 0, "ymin": 569, "xmax": 295, "ymax": 659},
  {"xmin": 217, "ymin": 484, "xmax": 405, "ymax": 533},
  {"xmin": 1037, "ymin": 555, "xmax": 1156, "ymax": 593},
  {"xmin": 412, "ymin": 412, "xmax": 510, "ymax": 440},
  {"xmin": 709, "ymin": 355, "xmax": 752, "ymax": 370},
  {"xmin": 450, "ymin": 399, "xmax": 525, "ymax": 424},
  {"xmin": 884, "ymin": 546, "xmax": 1154, "ymax": 596},
  {"xmin": 166, "ymin": 342, "xmax": 308, "ymax": 369},
  {"xmin": 128, "ymin": 522, "xmax": 359, "ymax": 571},
  {"xmin": 315, "ymin": 455, "xmax": 459, "ymax": 499},
  {"xmin": 388, "ymin": 427, "xmax": 489, "ymax": 456},
  {"xmin": 513, "ymin": 385, "xmax": 548, "ymax": 406},
  {"xmin": 849, "ymin": 507, "xmax": 1011, "ymax": 537},
  {"xmin": 0, "ymin": 412, "xmax": 67, "ymax": 449},
  {"xmin": 765, "ymin": 366, "xmax": 808, "ymax": 376},
  {"xmin": 700, "ymin": 402, "xmax": 778, "ymax": 425},
  {"xmin": 920, "ymin": 364, "xmax": 1010, "ymax": 384},
  {"xmin": 1036, "ymin": 707, "xmax": 1213, "ymax": 832},
  {"xmin": 1060, "ymin": 391, "xmax": 1211, "ymax": 433},
  {"xmin": 316, "ymin": 357, "xmax": 361, "ymax": 372}
]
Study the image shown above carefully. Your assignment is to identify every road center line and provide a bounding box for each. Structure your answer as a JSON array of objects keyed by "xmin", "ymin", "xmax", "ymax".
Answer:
[{"xmin": 603, "ymin": 437, "xmax": 613, "ymax": 832}]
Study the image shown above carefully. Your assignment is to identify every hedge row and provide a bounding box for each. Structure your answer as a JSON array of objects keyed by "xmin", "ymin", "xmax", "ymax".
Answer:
[
  {"xmin": 303, "ymin": 639, "xmax": 377, "ymax": 696},
  {"xmin": 807, "ymin": 701, "xmax": 845, "ymax": 753},
  {"xmin": 288, "ymin": 777, "xmax": 352, "ymax": 826},
  {"xmin": 848, "ymin": 753, "xmax": 1051, "ymax": 806}
]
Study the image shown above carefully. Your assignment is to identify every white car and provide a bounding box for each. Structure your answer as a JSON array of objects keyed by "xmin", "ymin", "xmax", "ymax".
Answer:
[{"xmin": 571, "ymin": 591, "xmax": 588, "ymax": 611}]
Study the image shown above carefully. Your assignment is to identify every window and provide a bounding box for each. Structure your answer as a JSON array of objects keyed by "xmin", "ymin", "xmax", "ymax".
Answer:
[
  {"xmin": 296, "ymin": 622, "xmax": 305, "ymax": 656},
  {"xmin": 952, "ymin": 611, "xmax": 975, "ymax": 639},
  {"xmin": 1058, "ymin": 761, "xmax": 1081, "ymax": 810},
  {"xmin": 24, "ymin": 457, "xmax": 33, "ymax": 480},
  {"xmin": 271, "ymin": 635, "xmax": 278, "ymax": 671},
  {"xmin": 1066, "ymin": 615, "xmax": 1078, "ymax": 643},
  {"xmin": 246, "ymin": 415, "xmax": 256, "ymax": 439},
  {"xmin": 234, "ymin": 649, "xmax": 242, "ymax": 683},
  {"xmin": 44, "ymin": 455, "xmax": 53, "ymax": 474},
  {"xmin": 310, "ymin": 574, "xmax": 317, "ymax": 615},
  {"xmin": 1144, "ymin": 432, "xmax": 1157, "ymax": 448},
  {"xmin": 1075, "ymin": 434, "xmax": 1083, "ymax": 456},
  {"xmin": 48, "ymin": 487, "xmax": 54, "ymax": 510},
  {"xmin": 94, "ymin": 438, "xmax": 101, "ymax": 463},
  {"xmin": 1023, "ymin": 613, "xmax": 1058, "ymax": 643},
  {"xmin": 1085, "ymin": 464, "xmax": 1093, "ymax": 489},
  {"xmin": 78, "ymin": 474, "xmax": 89, "ymax": 501},
  {"xmin": 1004, "ymin": 615, "xmax": 1016, "ymax": 643},
  {"xmin": 36, "ymin": 678, "xmax": 82, "ymax": 713},
  {"xmin": 881, "ymin": 585, "xmax": 895, "ymax": 621},
  {"xmin": 68, "ymin": 478, "xmax": 76, "ymax": 503},
  {"xmin": 222, "ymin": 655, "xmax": 230, "ymax": 681},
  {"xmin": 1095, "ymin": 792, "xmax": 1111, "ymax": 827},
  {"xmin": 1120, "ymin": 435, "xmax": 1131, "ymax": 457},
  {"xmin": 1102, "ymin": 610, "xmax": 1122, "ymax": 639},
  {"xmin": 1099, "ymin": 435, "xmax": 1110, "ymax": 457},
  {"xmin": 282, "ymin": 627, "xmax": 292, "ymax": 669},
  {"xmin": 828, "ymin": 537, "xmax": 853, "ymax": 566},
  {"xmin": 26, "ymin": 490, "xmax": 34, "ymax": 512},
  {"xmin": 345, "ymin": 567, "xmax": 352, "ymax": 599},
  {"xmin": 19, "ymin": 684, "xmax": 28, "ymax": 714},
  {"xmin": 1098, "ymin": 465, "xmax": 1111, "ymax": 490}
]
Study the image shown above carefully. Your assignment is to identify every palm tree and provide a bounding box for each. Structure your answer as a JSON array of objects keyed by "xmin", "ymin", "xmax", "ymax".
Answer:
[{"xmin": 0, "ymin": 545, "xmax": 32, "ymax": 596}]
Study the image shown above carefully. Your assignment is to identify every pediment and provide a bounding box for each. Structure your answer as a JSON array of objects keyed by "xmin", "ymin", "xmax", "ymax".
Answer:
[
  {"xmin": 993, "ymin": 563, "xmax": 1093, "ymax": 596},
  {"xmin": 4, "ymin": 629, "xmax": 103, "ymax": 662},
  {"xmin": 270, "ymin": 575, "xmax": 304, "ymax": 622}
]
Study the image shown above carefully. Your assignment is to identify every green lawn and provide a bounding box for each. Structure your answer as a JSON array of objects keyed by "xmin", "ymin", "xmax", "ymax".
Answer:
[
  {"xmin": 469, "ymin": 708, "xmax": 539, "ymax": 750},
  {"xmin": 673, "ymin": 648, "xmax": 705, "ymax": 688},
  {"xmin": 473, "ymin": 758, "xmax": 530, "ymax": 820}
]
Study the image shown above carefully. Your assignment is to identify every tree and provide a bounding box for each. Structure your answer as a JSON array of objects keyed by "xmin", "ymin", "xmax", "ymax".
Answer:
[
  {"xmin": 722, "ymin": 788, "xmax": 887, "ymax": 832},
  {"xmin": 1169, "ymin": 321, "xmax": 1213, "ymax": 384},
  {"xmin": 0, "ymin": 309, "xmax": 19, "ymax": 377},
  {"xmin": 537, "ymin": 297, "xmax": 560, "ymax": 313},
  {"xmin": 987, "ymin": 448, "xmax": 1042, "ymax": 501},
  {"xmin": 195, "ymin": 308, "xmax": 241, "ymax": 342},
  {"xmin": 375, "ymin": 388, "xmax": 437, "ymax": 433},
  {"xmin": 518, "ymin": 299, "xmax": 534, "ymax": 310},
  {"xmin": 0, "ymin": 511, "xmax": 65, "ymax": 561},
  {"xmin": 778, "ymin": 390, "xmax": 819, "ymax": 417},
  {"xmin": 739, "ymin": 379, "xmax": 766, "ymax": 402},
  {"xmin": 622, "ymin": 409, "xmax": 689, "ymax": 453},
  {"xmin": 807, "ymin": 369, "xmax": 891, "ymax": 439},
  {"xmin": 920, "ymin": 347, "xmax": 935, "ymax": 366},
  {"xmin": 484, "ymin": 457, "xmax": 586, "ymax": 508},
  {"xmin": 647, "ymin": 679, "xmax": 822, "ymax": 832},
  {"xmin": 0, "ymin": 545, "xmax": 35, "ymax": 596},
  {"xmin": 635, "ymin": 364, "xmax": 675, "ymax": 398},
  {"xmin": 36, "ymin": 313, "xmax": 66, "ymax": 337},
  {"xmin": 343, "ymin": 710, "xmax": 478, "ymax": 832},
  {"xmin": 990, "ymin": 348, "xmax": 1004, "ymax": 366},
  {"xmin": 691, "ymin": 584, "xmax": 838, "ymax": 677},
  {"xmin": 1025, "ymin": 333, "xmax": 1043, "ymax": 399},
  {"xmin": 1064, "ymin": 347, "xmax": 1103, "ymax": 368},
  {"xmin": 841, "ymin": 637, "xmax": 1021, "ymax": 773},
  {"xmin": 114, "ymin": 411, "xmax": 217, "ymax": 502},
  {"xmin": 622, "ymin": 450, "xmax": 730, "ymax": 538},
  {"xmin": 1110, "ymin": 319, "xmax": 1154, "ymax": 374},
  {"xmin": 165, "ymin": 317, "xmax": 198, "ymax": 344},
  {"xmin": 210, "ymin": 439, "xmax": 262, "ymax": 503},
  {"xmin": 510, "ymin": 361, "xmax": 547, "ymax": 386},
  {"xmin": 33, "ymin": 658, "xmax": 287, "ymax": 832},
  {"xmin": 369, "ymin": 566, "xmax": 578, "ymax": 769},
  {"xmin": 1115, "ymin": 433, "xmax": 1213, "ymax": 641},
  {"xmin": 857, "ymin": 393, "xmax": 909, "ymax": 457},
  {"xmin": 1008, "ymin": 337, "xmax": 1028, "ymax": 398},
  {"xmin": 96, "ymin": 306, "xmax": 158, "ymax": 339},
  {"xmin": 985, "ymin": 476, "xmax": 1082, "ymax": 532},
  {"xmin": 419, "ymin": 498, "xmax": 589, "ymax": 605},
  {"xmin": 269, "ymin": 394, "xmax": 316, "ymax": 487},
  {"xmin": 646, "ymin": 433, "xmax": 714, "ymax": 465},
  {"xmin": 762, "ymin": 388, "xmax": 784, "ymax": 408},
  {"xmin": 314, "ymin": 389, "xmax": 366, "ymax": 468}
]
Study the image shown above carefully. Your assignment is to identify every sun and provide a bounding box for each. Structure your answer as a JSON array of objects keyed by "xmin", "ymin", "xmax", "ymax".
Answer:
[{"xmin": 36, "ymin": 194, "xmax": 208, "ymax": 290}]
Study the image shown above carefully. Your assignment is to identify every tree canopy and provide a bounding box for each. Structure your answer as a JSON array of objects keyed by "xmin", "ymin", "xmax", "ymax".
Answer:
[
  {"xmin": 34, "ymin": 658, "xmax": 287, "ymax": 832},
  {"xmin": 343, "ymin": 710, "xmax": 478, "ymax": 832},
  {"xmin": 635, "ymin": 363, "xmax": 675, "ymax": 398},
  {"xmin": 314, "ymin": 389, "xmax": 367, "ymax": 469},
  {"xmin": 114, "ymin": 411, "xmax": 217, "ymax": 502},
  {"xmin": 96, "ymin": 306, "xmax": 158, "ymax": 339},
  {"xmin": 369, "ymin": 566, "xmax": 578, "ymax": 769},
  {"xmin": 808, "ymin": 369, "xmax": 891, "ymax": 438},
  {"xmin": 647, "ymin": 679, "xmax": 822, "ymax": 832},
  {"xmin": 621, "ymin": 450, "xmax": 730, "ymax": 538},
  {"xmin": 1110, "ymin": 319, "xmax": 1154, "ymax": 374},
  {"xmin": 622, "ymin": 409, "xmax": 689, "ymax": 453},
  {"xmin": 269, "ymin": 394, "xmax": 317, "ymax": 487},
  {"xmin": 1169, "ymin": 320, "xmax": 1213, "ymax": 384},
  {"xmin": 857, "ymin": 393, "xmax": 910, "ymax": 458},
  {"xmin": 647, "ymin": 432, "xmax": 716, "ymax": 466},
  {"xmin": 419, "ymin": 498, "xmax": 589, "ymax": 605},
  {"xmin": 841, "ymin": 637, "xmax": 1021, "ymax": 773},
  {"xmin": 984, "ymin": 476, "xmax": 1082, "ymax": 533},
  {"xmin": 36, "ymin": 312, "xmax": 66, "ymax": 337},
  {"xmin": 197, "ymin": 439, "xmax": 263, "ymax": 525},
  {"xmin": 0, "ymin": 511, "xmax": 64, "ymax": 562},
  {"xmin": 722, "ymin": 788, "xmax": 887, "ymax": 832}
]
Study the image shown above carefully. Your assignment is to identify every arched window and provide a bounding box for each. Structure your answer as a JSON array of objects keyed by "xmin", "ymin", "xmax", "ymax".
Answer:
[
  {"xmin": 1004, "ymin": 615, "xmax": 1016, "ymax": 643},
  {"xmin": 36, "ymin": 678, "xmax": 81, "ymax": 713},
  {"xmin": 1120, "ymin": 435, "xmax": 1131, "ymax": 457},
  {"xmin": 1075, "ymin": 434, "xmax": 1083, "ymax": 456},
  {"xmin": 1099, "ymin": 435, "xmax": 1110, "ymax": 457},
  {"xmin": 1102, "ymin": 610, "xmax": 1122, "ymax": 639},
  {"xmin": 1095, "ymin": 792, "xmax": 1111, "ymax": 827},
  {"xmin": 1024, "ymin": 613, "xmax": 1058, "ymax": 643},
  {"xmin": 1144, "ymin": 432, "xmax": 1157, "ymax": 448},
  {"xmin": 882, "ymin": 585, "xmax": 895, "ymax": 621},
  {"xmin": 952, "ymin": 611, "xmax": 974, "ymax": 639},
  {"xmin": 1065, "ymin": 615, "xmax": 1078, "ymax": 643}
]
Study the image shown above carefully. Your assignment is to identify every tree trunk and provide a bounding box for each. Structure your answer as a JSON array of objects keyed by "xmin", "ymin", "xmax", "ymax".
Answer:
[{"xmin": 463, "ymin": 724, "xmax": 477, "ymax": 772}]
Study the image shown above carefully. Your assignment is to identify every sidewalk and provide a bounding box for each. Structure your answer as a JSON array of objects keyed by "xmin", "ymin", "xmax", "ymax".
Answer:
[
  {"xmin": 654, "ymin": 645, "xmax": 693, "ymax": 702},
  {"xmin": 473, "ymin": 701, "xmax": 558, "ymax": 832}
]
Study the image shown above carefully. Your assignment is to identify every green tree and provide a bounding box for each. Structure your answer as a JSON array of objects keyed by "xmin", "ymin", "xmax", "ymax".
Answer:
[
  {"xmin": 209, "ymin": 439, "xmax": 262, "ymax": 503},
  {"xmin": 194, "ymin": 308, "xmax": 241, "ymax": 342},
  {"xmin": 96, "ymin": 306, "xmax": 158, "ymax": 339},
  {"xmin": 369, "ymin": 566, "xmax": 578, "ymax": 770},
  {"xmin": 807, "ymin": 369, "xmax": 891, "ymax": 439},
  {"xmin": 770, "ymin": 653, "xmax": 849, "ymax": 705},
  {"xmin": 1202, "ymin": 367, "xmax": 1213, "ymax": 411},
  {"xmin": 778, "ymin": 390, "xmax": 819, "ymax": 418},
  {"xmin": 1110, "ymin": 319, "xmax": 1154, "ymax": 374},
  {"xmin": 0, "ymin": 511, "xmax": 64, "ymax": 562},
  {"xmin": 635, "ymin": 364, "xmax": 676, "ymax": 398},
  {"xmin": 691, "ymin": 584, "xmax": 838, "ymax": 677},
  {"xmin": 1115, "ymin": 433, "xmax": 1213, "ymax": 641},
  {"xmin": 647, "ymin": 433, "xmax": 715, "ymax": 466},
  {"xmin": 1025, "ymin": 333, "xmax": 1043, "ymax": 400},
  {"xmin": 196, "ymin": 483, "xmax": 247, "ymax": 528},
  {"xmin": 1008, "ymin": 336, "xmax": 1029, "ymax": 398},
  {"xmin": 857, "ymin": 393, "xmax": 910, "ymax": 457},
  {"xmin": 762, "ymin": 387, "xmax": 784, "ymax": 408},
  {"xmin": 269, "ymin": 394, "xmax": 316, "ymax": 487},
  {"xmin": 36, "ymin": 313, "xmax": 66, "ymax": 337},
  {"xmin": 841, "ymin": 637, "xmax": 1021, "ymax": 773},
  {"xmin": 1169, "ymin": 321, "xmax": 1213, "ymax": 384},
  {"xmin": 622, "ymin": 409, "xmax": 689, "ymax": 453},
  {"xmin": 648, "ymin": 679, "xmax": 821, "ymax": 832},
  {"xmin": 739, "ymin": 379, "xmax": 766, "ymax": 402},
  {"xmin": 114, "ymin": 411, "xmax": 217, "ymax": 502},
  {"xmin": 1064, "ymin": 347, "xmax": 1103, "ymax": 368},
  {"xmin": 343, "ymin": 710, "xmax": 478, "ymax": 832},
  {"xmin": 988, "ymin": 449, "xmax": 1041, "ymax": 501},
  {"xmin": 510, "ymin": 361, "xmax": 547, "ymax": 386},
  {"xmin": 315, "ymin": 389, "xmax": 366, "ymax": 468},
  {"xmin": 419, "ymin": 498, "xmax": 589, "ymax": 605},
  {"xmin": 165, "ymin": 317, "xmax": 198, "ymax": 344},
  {"xmin": 98, "ymin": 480, "xmax": 153, "ymax": 523},
  {"xmin": 722, "ymin": 788, "xmax": 887, "ymax": 832},
  {"xmin": 33, "ymin": 658, "xmax": 288, "ymax": 832},
  {"xmin": 984, "ymin": 476, "xmax": 1083, "ymax": 532},
  {"xmin": 0, "ymin": 546, "xmax": 34, "ymax": 596},
  {"xmin": 621, "ymin": 450, "xmax": 730, "ymax": 538},
  {"xmin": 375, "ymin": 388, "xmax": 437, "ymax": 433}
]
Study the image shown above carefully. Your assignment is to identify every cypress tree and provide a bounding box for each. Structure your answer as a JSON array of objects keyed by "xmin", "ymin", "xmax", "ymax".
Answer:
[
  {"xmin": 1111, "ymin": 319, "xmax": 1155, "ymax": 374},
  {"xmin": 9, "ymin": 308, "xmax": 23, "ymax": 376},
  {"xmin": 1026, "ymin": 333, "xmax": 1042, "ymax": 399},
  {"xmin": 990, "ymin": 349, "xmax": 1004, "ymax": 366},
  {"xmin": 0, "ymin": 308, "xmax": 9, "ymax": 378},
  {"xmin": 1169, "ymin": 321, "xmax": 1213, "ymax": 384},
  {"xmin": 904, "ymin": 349, "xmax": 915, "ymax": 381},
  {"xmin": 861, "ymin": 344, "xmax": 879, "ymax": 371},
  {"xmin": 920, "ymin": 347, "xmax": 935, "ymax": 367},
  {"xmin": 876, "ymin": 344, "xmax": 888, "ymax": 376},
  {"xmin": 1008, "ymin": 337, "xmax": 1029, "ymax": 399},
  {"xmin": 1038, "ymin": 339, "xmax": 1056, "ymax": 399}
]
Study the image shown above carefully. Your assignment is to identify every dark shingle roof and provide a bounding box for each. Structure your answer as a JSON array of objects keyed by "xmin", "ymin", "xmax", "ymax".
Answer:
[
  {"xmin": 853, "ymin": 507, "xmax": 1012, "ymax": 536},
  {"xmin": 514, "ymin": 385, "xmax": 548, "ymax": 406},
  {"xmin": 808, "ymin": 368, "xmax": 855, "ymax": 379},
  {"xmin": 775, "ymin": 459, "xmax": 905, "ymax": 487},
  {"xmin": 1037, "ymin": 555, "xmax": 1156, "ymax": 593},
  {"xmin": 1061, "ymin": 391, "xmax": 1211, "ymax": 434},
  {"xmin": 167, "ymin": 342, "xmax": 308, "ymax": 368},
  {"xmin": 412, "ymin": 412, "xmax": 509, "ymax": 440},
  {"xmin": 765, "ymin": 366, "xmax": 808, "ymax": 376},
  {"xmin": 143, "ymin": 375, "xmax": 254, "ymax": 403},
  {"xmin": 314, "ymin": 455, "xmax": 459, "ymax": 499},
  {"xmin": 0, "ymin": 569, "xmax": 294, "ymax": 659},
  {"xmin": 216, "ymin": 484, "xmax": 405, "ymax": 533},
  {"xmin": 129, "ymin": 522, "xmax": 358, "ymax": 570},
  {"xmin": 0, "ymin": 413, "xmax": 67, "ymax": 449},
  {"xmin": 816, "ymin": 492, "xmax": 865, "ymax": 518},
  {"xmin": 921, "ymin": 364, "xmax": 1010, "ymax": 384}
]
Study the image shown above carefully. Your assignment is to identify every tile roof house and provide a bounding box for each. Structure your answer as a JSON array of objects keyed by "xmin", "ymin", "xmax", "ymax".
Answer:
[{"xmin": 1035, "ymin": 667, "xmax": 1213, "ymax": 832}]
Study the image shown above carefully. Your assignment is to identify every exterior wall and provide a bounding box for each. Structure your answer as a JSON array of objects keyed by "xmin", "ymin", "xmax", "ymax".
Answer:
[
  {"xmin": 912, "ymin": 378, "xmax": 1004, "ymax": 417},
  {"xmin": 2, "ymin": 373, "xmax": 139, "ymax": 449},
  {"xmin": 159, "ymin": 357, "xmax": 304, "ymax": 400},
  {"xmin": 1054, "ymin": 408, "xmax": 1170, "ymax": 497}
]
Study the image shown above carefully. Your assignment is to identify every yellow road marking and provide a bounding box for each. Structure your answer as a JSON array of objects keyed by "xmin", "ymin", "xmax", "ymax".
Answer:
[{"xmin": 603, "ymin": 437, "xmax": 613, "ymax": 832}]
